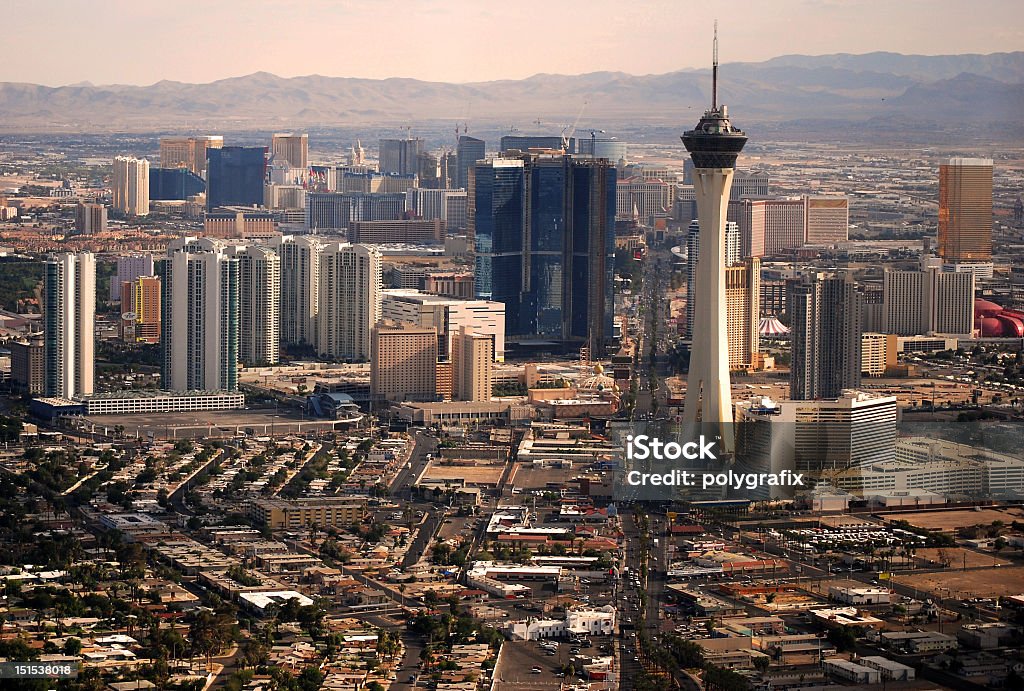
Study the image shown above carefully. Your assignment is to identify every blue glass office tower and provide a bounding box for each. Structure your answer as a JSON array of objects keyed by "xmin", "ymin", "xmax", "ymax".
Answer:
[
  {"xmin": 456, "ymin": 136, "xmax": 485, "ymax": 190},
  {"xmin": 567, "ymin": 158, "xmax": 616, "ymax": 355},
  {"xmin": 206, "ymin": 146, "xmax": 267, "ymax": 211},
  {"xmin": 150, "ymin": 167, "xmax": 206, "ymax": 201},
  {"xmin": 499, "ymin": 135, "xmax": 575, "ymax": 154},
  {"xmin": 473, "ymin": 153, "xmax": 615, "ymax": 355},
  {"xmin": 473, "ymin": 159, "xmax": 526, "ymax": 333}
]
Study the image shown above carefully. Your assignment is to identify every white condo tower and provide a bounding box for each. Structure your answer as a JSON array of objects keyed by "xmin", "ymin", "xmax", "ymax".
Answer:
[{"xmin": 681, "ymin": 25, "xmax": 748, "ymax": 451}]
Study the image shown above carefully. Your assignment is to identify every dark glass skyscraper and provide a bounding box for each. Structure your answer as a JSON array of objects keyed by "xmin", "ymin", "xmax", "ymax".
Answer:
[
  {"xmin": 499, "ymin": 135, "xmax": 575, "ymax": 154},
  {"xmin": 790, "ymin": 272, "xmax": 863, "ymax": 400},
  {"xmin": 379, "ymin": 138, "xmax": 423, "ymax": 176},
  {"xmin": 473, "ymin": 153, "xmax": 615, "ymax": 355},
  {"xmin": 456, "ymin": 136, "xmax": 485, "ymax": 190},
  {"xmin": 473, "ymin": 159, "xmax": 526, "ymax": 332},
  {"xmin": 206, "ymin": 146, "xmax": 267, "ymax": 211},
  {"xmin": 149, "ymin": 167, "xmax": 206, "ymax": 201}
]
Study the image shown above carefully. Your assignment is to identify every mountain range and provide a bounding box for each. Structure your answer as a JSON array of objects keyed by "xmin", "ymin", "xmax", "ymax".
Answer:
[{"xmin": 1, "ymin": 51, "xmax": 1022, "ymax": 132}]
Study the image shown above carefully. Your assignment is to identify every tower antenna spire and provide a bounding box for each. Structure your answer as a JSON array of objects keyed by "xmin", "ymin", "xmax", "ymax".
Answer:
[{"xmin": 712, "ymin": 20, "xmax": 719, "ymax": 110}]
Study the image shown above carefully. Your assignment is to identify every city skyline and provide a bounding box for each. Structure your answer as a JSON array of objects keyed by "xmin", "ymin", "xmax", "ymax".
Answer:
[
  {"xmin": 0, "ymin": 9, "xmax": 1021, "ymax": 691},
  {"xmin": 2, "ymin": 0, "xmax": 1021, "ymax": 86}
]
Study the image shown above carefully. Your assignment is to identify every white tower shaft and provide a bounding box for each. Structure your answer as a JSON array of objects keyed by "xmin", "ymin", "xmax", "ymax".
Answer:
[{"xmin": 682, "ymin": 166, "xmax": 736, "ymax": 447}]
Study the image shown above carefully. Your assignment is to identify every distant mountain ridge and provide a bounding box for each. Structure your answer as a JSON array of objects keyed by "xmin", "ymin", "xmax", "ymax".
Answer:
[{"xmin": 1, "ymin": 52, "xmax": 1022, "ymax": 132}]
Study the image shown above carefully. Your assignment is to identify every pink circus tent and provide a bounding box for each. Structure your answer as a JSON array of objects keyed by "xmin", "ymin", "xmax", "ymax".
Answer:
[{"xmin": 759, "ymin": 315, "xmax": 790, "ymax": 338}]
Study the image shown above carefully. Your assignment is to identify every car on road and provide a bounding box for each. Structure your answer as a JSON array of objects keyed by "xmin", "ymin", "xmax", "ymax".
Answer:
[{"xmin": 530, "ymin": 667, "xmax": 542, "ymax": 674}]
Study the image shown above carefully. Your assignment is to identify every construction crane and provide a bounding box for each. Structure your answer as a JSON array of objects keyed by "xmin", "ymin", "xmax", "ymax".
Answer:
[
  {"xmin": 589, "ymin": 129, "xmax": 606, "ymax": 157},
  {"xmin": 561, "ymin": 100, "xmax": 587, "ymax": 153}
]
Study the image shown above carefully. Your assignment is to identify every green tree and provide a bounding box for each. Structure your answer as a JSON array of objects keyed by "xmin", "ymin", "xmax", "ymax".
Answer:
[{"xmin": 63, "ymin": 637, "xmax": 82, "ymax": 656}]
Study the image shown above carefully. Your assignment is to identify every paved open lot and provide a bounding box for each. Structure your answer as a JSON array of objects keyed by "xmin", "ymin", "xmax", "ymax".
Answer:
[
  {"xmin": 492, "ymin": 641, "xmax": 564, "ymax": 690},
  {"xmin": 915, "ymin": 547, "xmax": 1011, "ymax": 569},
  {"xmin": 508, "ymin": 464, "xmax": 578, "ymax": 490},
  {"xmin": 893, "ymin": 565, "xmax": 1024, "ymax": 599},
  {"xmin": 887, "ymin": 508, "xmax": 1024, "ymax": 533},
  {"xmin": 492, "ymin": 638, "xmax": 609, "ymax": 691}
]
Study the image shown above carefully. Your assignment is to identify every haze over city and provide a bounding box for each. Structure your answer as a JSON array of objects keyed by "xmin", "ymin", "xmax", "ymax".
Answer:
[{"xmin": 3, "ymin": 0, "xmax": 1024, "ymax": 85}]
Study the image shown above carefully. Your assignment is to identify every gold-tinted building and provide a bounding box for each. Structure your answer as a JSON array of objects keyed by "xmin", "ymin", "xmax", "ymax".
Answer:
[
  {"xmin": 121, "ymin": 275, "xmax": 161, "ymax": 344},
  {"xmin": 453, "ymin": 326, "xmax": 494, "ymax": 402},
  {"xmin": 160, "ymin": 135, "xmax": 223, "ymax": 176},
  {"xmin": 272, "ymin": 133, "xmax": 309, "ymax": 169},
  {"xmin": 370, "ymin": 324, "xmax": 438, "ymax": 402},
  {"xmin": 939, "ymin": 157, "xmax": 993, "ymax": 262},
  {"xmin": 804, "ymin": 196, "xmax": 848, "ymax": 245},
  {"xmin": 724, "ymin": 257, "xmax": 761, "ymax": 372}
]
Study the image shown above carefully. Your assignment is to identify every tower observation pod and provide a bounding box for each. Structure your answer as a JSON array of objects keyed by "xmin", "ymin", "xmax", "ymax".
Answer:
[{"xmin": 680, "ymin": 24, "xmax": 747, "ymax": 453}]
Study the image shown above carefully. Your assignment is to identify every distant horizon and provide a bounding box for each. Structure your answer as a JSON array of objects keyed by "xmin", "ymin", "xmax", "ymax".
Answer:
[
  {"xmin": 9, "ymin": 49, "xmax": 1024, "ymax": 90},
  {"xmin": 4, "ymin": 0, "xmax": 1023, "ymax": 86}
]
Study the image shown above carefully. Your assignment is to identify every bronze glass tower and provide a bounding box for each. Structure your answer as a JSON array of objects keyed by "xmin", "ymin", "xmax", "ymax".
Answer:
[{"xmin": 938, "ymin": 157, "xmax": 993, "ymax": 262}]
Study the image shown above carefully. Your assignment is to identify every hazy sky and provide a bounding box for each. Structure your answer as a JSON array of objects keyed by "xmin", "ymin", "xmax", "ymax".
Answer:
[{"xmin": 5, "ymin": 0, "xmax": 1023, "ymax": 86}]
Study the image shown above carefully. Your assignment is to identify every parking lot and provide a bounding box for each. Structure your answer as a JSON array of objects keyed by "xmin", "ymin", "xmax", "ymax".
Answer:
[{"xmin": 491, "ymin": 638, "xmax": 610, "ymax": 691}]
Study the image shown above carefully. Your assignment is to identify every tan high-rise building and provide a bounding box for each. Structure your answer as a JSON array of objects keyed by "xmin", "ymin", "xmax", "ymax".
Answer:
[
  {"xmin": 371, "ymin": 324, "xmax": 437, "ymax": 402},
  {"xmin": 738, "ymin": 198, "xmax": 803, "ymax": 257},
  {"xmin": 160, "ymin": 138, "xmax": 192, "ymax": 170},
  {"xmin": 75, "ymin": 202, "xmax": 107, "ymax": 235},
  {"xmin": 939, "ymin": 157, "xmax": 993, "ymax": 262},
  {"xmin": 10, "ymin": 334, "xmax": 44, "ymax": 395},
  {"xmin": 453, "ymin": 326, "xmax": 494, "ymax": 402},
  {"xmin": 861, "ymin": 332, "xmax": 896, "ymax": 377},
  {"xmin": 160, "ymin": 136, "xmax": 223, "ymax": 176},
  {"xmin": 804, "ymin": 196, "xmax": 848, "ymax": 245},
  {"xmin": 381, "ymin": 289, "xmax": 505, "ymax": 361},
  {"xmin": 112, "ymin": 156, "xmax": 150, "ymax": 217},
  {"xmin": 882, "ymin": 262, "xmax": 974, "ymax": 336},
  {"xmin": 436, "ymin": 361, "xmax": 453, "ymax": 401},
  {"xmin": 724, "ymin": 257, "xmax": 761, "ymax": 372},
  {"xmin": 272, "ymin": 133, "xmax": 309, "ymax": 169}
]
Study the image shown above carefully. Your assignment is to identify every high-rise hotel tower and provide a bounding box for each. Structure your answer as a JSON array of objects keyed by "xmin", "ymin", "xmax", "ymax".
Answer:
[
  {"xmin": 158, "ymin": 238, "xmax": 240, "ymax": 392},
  {"xmin": 44, "ymin": 252, "xmax": 95, "ymax": 399}
]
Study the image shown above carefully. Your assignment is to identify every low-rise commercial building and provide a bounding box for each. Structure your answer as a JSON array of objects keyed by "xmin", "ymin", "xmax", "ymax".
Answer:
[
  {"xmin": 250, "ymin": 498, "xmax": 367, "ymax": 530},
  {"xmin": 82, "ymin": 390, "xmax": 245, "ymax": 415},
  {"xmin": 859, "ymin": 656, "xmax": 916, "ymax": 681},
  {"xmin": 503, "ymin": 606, "xmax": 616, "ymax": 640},
  {"xmin": 828, "ymin": 586, "xmax": 891, "ymax": 605},
  {"xmin": 824, "ymin": 659, "xmax": 881, "ymax": 685}
]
